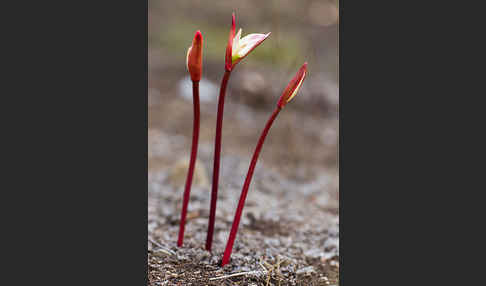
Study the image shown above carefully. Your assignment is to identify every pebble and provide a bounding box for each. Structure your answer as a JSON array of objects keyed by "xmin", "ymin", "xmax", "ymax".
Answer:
[
  {"xmin": 178, "ymin": 76, "xmax": 218, "ymax": 102},
  {"xmin": 240, "ymin": 71, "xmax": 266, "ymax": 94},
  {"xmin": 304, "ymin": 248, "xmax": 323, "ymax": 259},
  {"xmin": 152, "ymin": 249, "xmax": 173, "ymax": 257},
  {"xmin": 167, "ymin": 157, "xmax": 209, "ymax": 187},
  {"xmin": 296, "ymin": 266, "xmax": 315, "ymax": 275},
  {"xmin": 264, "ymin": 237, "xmax": 281, "ymax": 247}
]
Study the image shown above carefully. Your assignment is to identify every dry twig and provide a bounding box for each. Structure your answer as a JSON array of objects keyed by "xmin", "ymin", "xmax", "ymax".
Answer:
[
  {"xmin": 148, "ymin": 238, "xmax": 176, "ymax": 256},
  {"xmin": 209, "ymin": 270, "xmax": 266, "ymax": 281}
]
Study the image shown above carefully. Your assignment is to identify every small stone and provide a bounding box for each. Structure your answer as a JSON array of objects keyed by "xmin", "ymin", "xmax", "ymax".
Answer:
[
  {"xmin": 296, "ymin": 266, "xmax": 315, "ymax": 275},
  {"xmin": 152, "ymin": 249, "xmax": 172, "ymax": 257},
  {"xmin": 167, "ymin": 157, "xmax": 209, "ymax": 187},
  {"xmin": 264, "ymin": 237, "xmax": 280, "ymax": 247},
  {"xmin": 304, "ymin": 248, "xmax": 323, "ymax": 259},
  {"xmin": 240, "ymin": 71, "xmax": 266, "ymax": 94},
  {"xmin": 195, "ymin": 251, "xmax": 209, "ymax": 261},
  {"xmin": 178, "ymin": 76, "xmax": 218, "ymax": 102}
]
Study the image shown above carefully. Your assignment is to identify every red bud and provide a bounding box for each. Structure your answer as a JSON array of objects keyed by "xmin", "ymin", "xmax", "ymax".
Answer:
[
  {"xmin": 186, "ymin": 30, "xmax": 203, "ymax": 81},
  {"xmin": 277, "ymin": 62, "xmax": 307, "ymax": 108},
  {"xmin": 225, "ymin": 13, "xmax": 236, "ymax": 71}
]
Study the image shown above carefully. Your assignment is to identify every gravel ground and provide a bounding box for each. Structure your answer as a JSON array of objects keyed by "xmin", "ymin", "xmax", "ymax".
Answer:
[{"xmin": 148, "ymin": 94, "xmax": 339, "ymax": 285}]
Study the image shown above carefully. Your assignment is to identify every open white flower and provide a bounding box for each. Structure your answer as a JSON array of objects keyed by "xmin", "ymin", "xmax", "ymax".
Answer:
[
  {"xmin": 225, "ymin": 13, "xmax": 270, "ymax": 71},
  {"xmin": 231, "ymin": 29, "xmax": 271, "ymax": 65}
]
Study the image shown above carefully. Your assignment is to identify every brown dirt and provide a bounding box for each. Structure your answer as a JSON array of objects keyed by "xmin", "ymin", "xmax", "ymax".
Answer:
[{"xmin": 148, "ymin": 92, "xmax": 339, "ymax": 285}]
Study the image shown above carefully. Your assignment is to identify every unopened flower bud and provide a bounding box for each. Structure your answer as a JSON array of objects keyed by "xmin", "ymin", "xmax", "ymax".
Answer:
[
  {"xmin": 277, "ymin": 62, "xmax": 307, "ymax": 108},
  {"xmin": 186, "ymin": 30, "xmax": 203, "ymax": 81}
]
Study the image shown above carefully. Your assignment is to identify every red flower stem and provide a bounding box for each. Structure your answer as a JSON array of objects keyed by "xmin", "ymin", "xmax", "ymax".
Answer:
[
  {"xmin": 206, "ymin": 69, "xmax": 232, "ymax": 251},
  {"xmin": 177, "ymin": 80, "xmax": 200, "ymax": 247},
  {"xmin": 221, "ymin": 106, "xmax": 281, "ymax": 266}
]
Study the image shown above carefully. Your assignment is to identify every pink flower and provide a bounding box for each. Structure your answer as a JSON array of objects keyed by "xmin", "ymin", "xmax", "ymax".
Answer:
[{"xmin": 225, "ymin": 13, "xmax": 270, "ymax": 71}]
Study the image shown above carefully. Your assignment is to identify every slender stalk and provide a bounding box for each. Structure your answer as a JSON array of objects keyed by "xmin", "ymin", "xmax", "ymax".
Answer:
[
  {"xmin": 177, "ymin": 80, "xmax": 200, "ymax": 247},
  {"xmin": 221, "ymin": 107, "xmax": 281, "ymax": 266},
  {"xmin": 206, "ymin": 69, "xmax": 232, "ymax": 251}
]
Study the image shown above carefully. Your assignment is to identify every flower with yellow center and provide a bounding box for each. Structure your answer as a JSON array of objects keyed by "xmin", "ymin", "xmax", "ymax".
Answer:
[
  {"xmin": 231, "ymin": 28, "xmax": 270, "ymax": 66},
  {"xmin": 225, "ymin": 12, "xmax": 270, "ymax": 71}
]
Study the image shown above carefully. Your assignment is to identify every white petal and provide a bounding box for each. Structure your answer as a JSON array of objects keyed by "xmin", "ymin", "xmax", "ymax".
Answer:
[
  {"xmin": 237, "ymin": 44, "xmax": 253, "ymax": 57},
  {"xmin": 237, "ymin": 33, "xmax": 267, "ymax": 57},
  {"xmin": 238, "ymin": 33, "xmax": 264, "ymax": 46},
  {"xmin": 287, "ymin": 71, "xmax": 306, "ymax": 103},
  {"xmin": 186, "ymin": 46, "xmax": 192, "ymax": 71},
  {"xmin": 232, "ymin": 28, "xmax": 242, "ymax": 57}
]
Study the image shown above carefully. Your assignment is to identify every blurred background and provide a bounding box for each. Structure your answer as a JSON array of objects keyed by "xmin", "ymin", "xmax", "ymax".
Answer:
[
  {"xmin": 149, "ymin": 0, "xmax": 339, "ymax": 186},
  {"xmin": 148, "ymin": 1, "xmax": 339, "ymax": 283}
]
